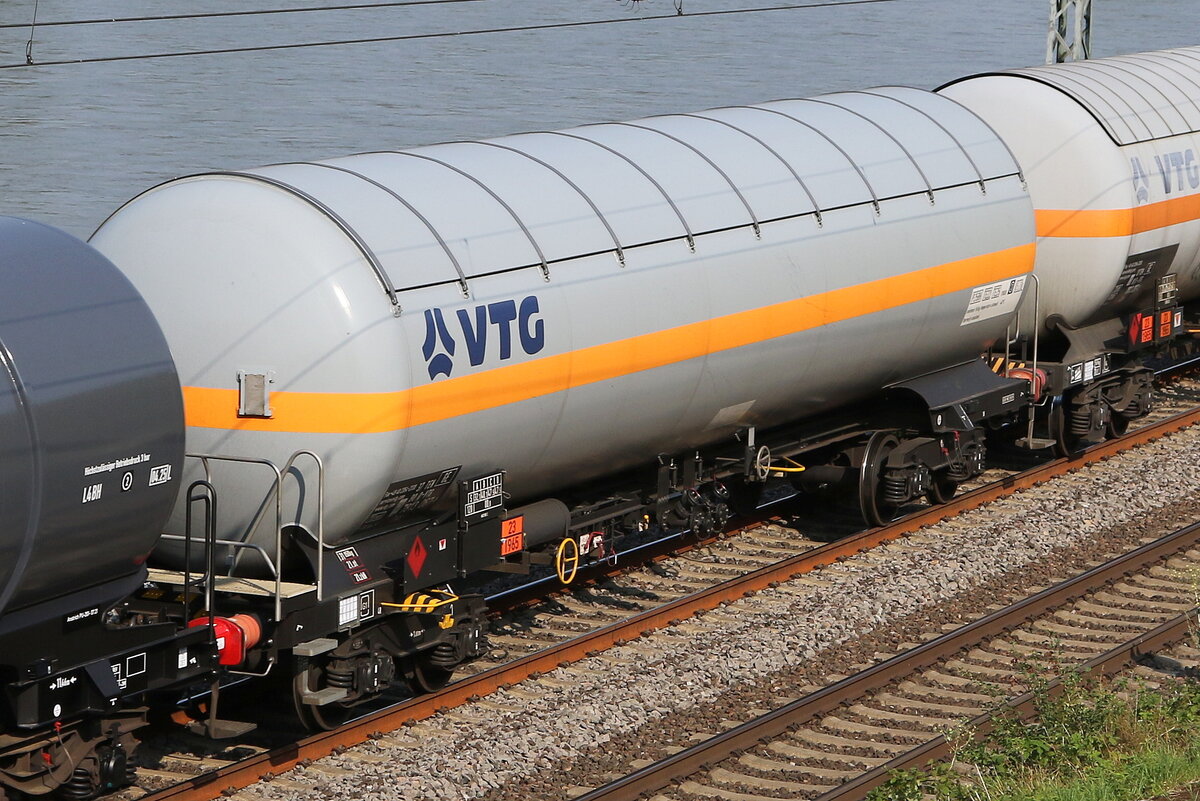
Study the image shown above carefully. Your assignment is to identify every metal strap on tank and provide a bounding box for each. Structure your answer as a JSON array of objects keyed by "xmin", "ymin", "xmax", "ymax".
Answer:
[
  {"xmin": 1085, "ymin": 61, "xmax": 1190, "ymax": 132},
  {"xmin": 681, "ymin": 112, "xmax": 823, "ymax": 226},
  {"xmin": 1134, "ymin": 52, "xmax": 1200, "ymax": 124},
  {"xmin": 468, "ymin": 140, "xmax": 626, "ymax": 266},
  {"xmin": 801, "ymin": 97, "xmax": 937, "ymax": 205},
  {"xmin": 734, "ymin": 105, "xmax": 881, "ymax": 214},
  {"xmin": 1065, "ymin": 62, "xmax": 1180, "ymax": 134},
  {"xmin": 379, "ymin": 150, "xmax": 552, "ymax": 282},
  {"xmin": 1161, "ymin": 50, "xmax": 1200, "ymax": 119},
  {"xmin": 852, "ymin": 90, "xmax": 988, "ymax": 194},
  {"xmin": 539, "ymin": 130, "xmax": 697, "ymax": 251},
  {"xmin": 1023, "ymin": 67, "xmax": 1152, "ymax": 143},
  {"xmin": 303, "ymin": 162, "xmax": 471, "ymax": 298},
  {"xmin": 206, "ymin": 171, "xmax": 402, "ymax": 315},
  {"xmin": 609, "ymin": 121, "xmax": 764, "ymax": 238},
  {"xmin": 1163, "ymin": 49, "xmax": 1200, "ymax": 78}
]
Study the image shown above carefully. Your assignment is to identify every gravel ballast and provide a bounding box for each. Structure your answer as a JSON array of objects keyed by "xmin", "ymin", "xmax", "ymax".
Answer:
[{"xmin": 237, "ymin": 426, "xmax": 1200, "ymax": 801}]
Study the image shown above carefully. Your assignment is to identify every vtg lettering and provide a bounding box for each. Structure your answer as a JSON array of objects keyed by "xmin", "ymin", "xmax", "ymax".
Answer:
[
  {"xmin": 422, "ymin": 295, "xmax": 545, "ymax": 380},
  {"xmin": 1131, "ymin": 148, "xmax": 1200, "ymax": 202}
]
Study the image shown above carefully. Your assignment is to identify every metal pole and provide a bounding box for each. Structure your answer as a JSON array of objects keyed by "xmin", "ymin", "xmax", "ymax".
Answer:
[{"xmin": 1047, "ymin": 0, "xmax": 1092, "ymax": 64}]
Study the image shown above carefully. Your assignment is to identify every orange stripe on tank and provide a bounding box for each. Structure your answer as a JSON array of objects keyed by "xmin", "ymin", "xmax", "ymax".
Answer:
[
  {"xmin": 183, "ymin": 242, "xmax": 1036, "ymax": 435},
  {"xmin": 1036, "ymin": 193, "xmax": 1200, "ymax": 238}
]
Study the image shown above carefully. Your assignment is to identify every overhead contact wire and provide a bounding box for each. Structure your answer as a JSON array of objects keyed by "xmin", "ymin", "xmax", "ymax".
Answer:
[
  {"xmin": 0, "ymin": 0, "xmax": 487, "ymax": 30},
  {"xmin": 1, "ymin": 0, "xmax": 896, "ymax": 70}
]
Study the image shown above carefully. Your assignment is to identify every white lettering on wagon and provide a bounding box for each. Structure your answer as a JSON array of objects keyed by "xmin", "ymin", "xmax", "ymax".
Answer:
[
  {"xmin": 83, "ymin": 453, "xmax": 149, "ymax": 476},
  {"xmin": 148, "ymin": 464, "xmax": 173, "ymax": 486}
]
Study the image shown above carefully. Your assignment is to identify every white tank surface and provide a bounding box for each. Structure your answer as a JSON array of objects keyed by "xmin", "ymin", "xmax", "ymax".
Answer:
[
  {"xmin": 91, "ymin": 86, "xmax": 1034, "ymax": 560},
  {"xmin": 940, "ymin": 46, "xmax": 1200, "ymax": 333}
]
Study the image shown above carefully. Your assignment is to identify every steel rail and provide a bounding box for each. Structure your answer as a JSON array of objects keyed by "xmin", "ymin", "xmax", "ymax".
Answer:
[
  {"xmin": 138, "ymin": 401, "xmax": 1200, "ymax": 801},
  {"xmin": 817, "ymin": 612, "xmax": 1195, "ymax": 800},
  {"xmin": 574, "ymin": 520, "xmax": 1200, "ymax": 801}
]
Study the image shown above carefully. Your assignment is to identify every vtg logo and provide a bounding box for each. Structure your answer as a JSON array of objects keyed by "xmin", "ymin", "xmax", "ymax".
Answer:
[
  {"xmin": 1131, "ymin": 148, "xmax": 1200, "ymax": 204},
  {"xmin": 421, "ymin": 296, "xmax": 545, "ymax": 380}
]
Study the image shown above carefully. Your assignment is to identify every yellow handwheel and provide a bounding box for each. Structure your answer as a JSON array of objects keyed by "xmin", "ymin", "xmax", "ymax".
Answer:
[{"xmin": 555, "ymin": 537, "xmax": 580, "ymax": 584}]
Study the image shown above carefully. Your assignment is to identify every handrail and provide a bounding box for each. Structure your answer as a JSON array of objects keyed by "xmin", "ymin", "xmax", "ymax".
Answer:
[
  {"xmin": 186, "ymin": 453, "xmax": 285, "ymax": 620},
  {"xmin": 182, "ymin": 449, "xmax": 326, "ymax": 618},
  {"xmin": 279, "ymin": 450, "xmax": 326, "ymax": 601},
  {"xmin": 182, "ymin": 480, "xmax": 217, "ymax": 619},
  {"xmin": 1024, "ymin": 272, "xmax": 1042, "ymax": 445}
]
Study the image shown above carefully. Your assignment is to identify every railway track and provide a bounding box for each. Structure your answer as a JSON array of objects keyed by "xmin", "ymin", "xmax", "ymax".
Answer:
[
  {"xmin": 111, "ymin": 374, "xmax": 1200, "ymax": 801},
  {"xmin": 575, "ymin": 520, "xmax": 1200, "ymax": 801}
]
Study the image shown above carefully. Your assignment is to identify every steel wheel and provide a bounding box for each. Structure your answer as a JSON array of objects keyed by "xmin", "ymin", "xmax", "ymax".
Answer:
[
  {"xmin": 1050, "ymin": 401, "xmax": 1082, "ymax": 457},
  {"xmin": 409, "ymin": 651, "xmax": 454, "ymax": 694},
  {"xmin": 1107, "ymin": 411, "xmax": 1131, "ymax": 439},
  {"xmin": 858, "ymin": 431, "xmax": 900, "ymax": 528},
  {"xmin": 292, "ymin": 657, "xmax": 352, "ymax": 732},
  {"xmin": 925, "ymin": 471, "xmax": 958, "ymax": 505}
]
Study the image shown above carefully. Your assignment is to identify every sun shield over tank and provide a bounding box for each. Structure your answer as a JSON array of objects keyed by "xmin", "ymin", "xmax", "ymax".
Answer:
[
  {"xmin": 226, "ymin": 85, "xmax": 1024, "ymax": 296},
  {"xmin": 943, "ymin": 46, "xmax": 1200, "ymax": 145}
]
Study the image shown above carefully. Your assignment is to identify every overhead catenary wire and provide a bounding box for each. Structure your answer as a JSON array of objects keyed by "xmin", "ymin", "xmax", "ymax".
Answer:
[
  {"xmin": 1, "ymin": 0, "xmax": 896, "ymax": 70},
  {"xmin": 0, "ymin": 0, "xmax": 488, "ymax": 31}
]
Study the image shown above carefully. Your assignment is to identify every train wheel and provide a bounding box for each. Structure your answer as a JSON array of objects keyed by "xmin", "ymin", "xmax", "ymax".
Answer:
[
  {"xmin": 1107, "ymin": 411, "xmax": 1131, "ymax": 439},
  {"xmin": 925, "ymin": 471, "xmax": 959, "ymax": 505},
  {"xmin": 858, "ymin": 431, "xmax": 900, "ymax": 528},
  {"xmin": 292, "ymin": 658, "xmax": 352, "ymax": 731},
  {"xmin": 1049, "ymin": 402, "xmax": 1082, "ymax": 457},
  {"xmin": 408, "ymin": 652, "xmax": 454, "ymax": 694},
  {"xmin": 1051, "ymin": 400, "xmax": 1089, "ymax": 455}
]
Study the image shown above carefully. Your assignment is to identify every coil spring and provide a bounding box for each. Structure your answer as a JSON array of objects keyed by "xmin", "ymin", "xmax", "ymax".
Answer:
[
  {"xmin": 1070, "ymin": 405, "xmax": 1094, "ymax": 435},
  {"xmin": 881, "ymin": 474, "xmax": 908, "ymax": 505},
  {"xmin": 58, "ymin": 767, "xmax": 95, "ymax": 801},
  {"xmin": 427, "ymin": 642, "xmax": 458, "ymax": 669},
  {"xmin": 326, "ymin": 665, "xmax": 354, "ymax": 689},
  {"xmin": 947, "ymin": 462, "xmax": 970, "ymax": 481}
]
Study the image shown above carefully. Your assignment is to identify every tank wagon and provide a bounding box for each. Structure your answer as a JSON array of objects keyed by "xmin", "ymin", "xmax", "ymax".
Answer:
[
  {"xmin": 90, "ymin": 84, "xmax": 1039, "ymax": 725},
  {"xmin": 0, "ymin": 218, "xmax": 217, "ymax": 799},
  {"xmin": 942, "ymin": 46, "xmax": 1200, "ymax": 448},
  {"xmin": 4, "ymin": 45, "xmax": 1200, "ymax": 800}
]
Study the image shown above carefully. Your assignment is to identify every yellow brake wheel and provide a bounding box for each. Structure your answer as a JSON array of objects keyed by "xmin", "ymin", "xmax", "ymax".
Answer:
[{"xmin": 555, "ymin": 537, "xmax": 580, "ymax": 584}]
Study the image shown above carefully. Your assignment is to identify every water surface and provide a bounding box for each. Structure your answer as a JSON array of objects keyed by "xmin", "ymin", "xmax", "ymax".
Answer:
[{"xmin": 0, "ymin": 0, "xmax": 1196, "ymax": 236}]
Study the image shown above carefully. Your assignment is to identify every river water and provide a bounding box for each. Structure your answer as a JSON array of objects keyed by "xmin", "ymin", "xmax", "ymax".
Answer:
[{"xmin": 0, "ymin": 0, "xmax": 1197, "ymax": 237}]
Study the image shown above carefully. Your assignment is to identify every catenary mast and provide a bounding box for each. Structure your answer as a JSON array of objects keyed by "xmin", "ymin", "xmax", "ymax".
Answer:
[{"xmin": 1047, "ymin": 0, "xmax": 1093, "ymax": 63}]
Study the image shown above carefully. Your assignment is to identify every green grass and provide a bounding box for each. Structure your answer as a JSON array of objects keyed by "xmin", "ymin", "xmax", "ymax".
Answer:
[
  {"xmin": 866, "ymin": 660, "xmax": 1200, "ymax": 801},
  {"xmin": 989, "ymin": 745, "xmax": 1200, "ymax": 800}
]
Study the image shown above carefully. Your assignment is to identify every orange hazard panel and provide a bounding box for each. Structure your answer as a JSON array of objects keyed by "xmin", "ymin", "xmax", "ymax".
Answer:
[{"xmin": 500, "ymin": 515, "xmax": 525, "ymax": 556}]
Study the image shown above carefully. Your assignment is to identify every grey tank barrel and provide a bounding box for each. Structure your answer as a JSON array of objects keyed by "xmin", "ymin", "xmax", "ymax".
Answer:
[
  {"xmin": 0, "ymin": 217, "xmax": 184, "ymax": 619},
  {"xmin": 506, "ymin": 499, "xmax": 571, "ymax": 549},
  {"xmin": 93, "ymin": 84, "xmax": 1034, "ymax": 567}
]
